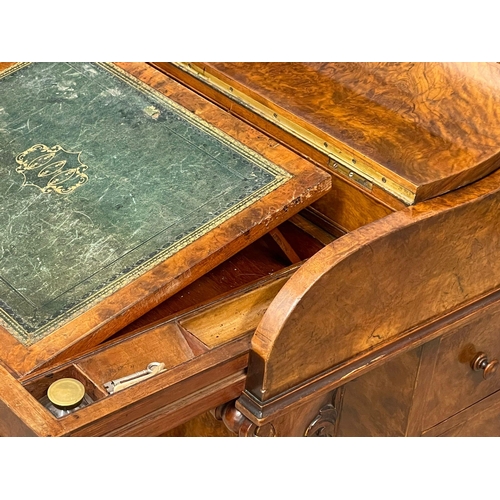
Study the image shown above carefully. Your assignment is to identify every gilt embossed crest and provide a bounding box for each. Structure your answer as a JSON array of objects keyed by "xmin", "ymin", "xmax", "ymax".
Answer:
[{"xmin": 16, "ymin": 144, "xmax": 89, "ymax": 194}]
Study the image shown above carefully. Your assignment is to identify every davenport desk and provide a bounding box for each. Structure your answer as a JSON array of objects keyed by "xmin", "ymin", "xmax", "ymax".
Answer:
[{"xmin": 1, "ymin": 62, "xmax": 500, "ymax": 436}]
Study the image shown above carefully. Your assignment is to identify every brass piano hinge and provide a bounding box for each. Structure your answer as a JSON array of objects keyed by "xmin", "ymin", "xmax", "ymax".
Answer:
[{"xmin": 328, "ymin": 158, "xmax": 373, "ymax": 191}]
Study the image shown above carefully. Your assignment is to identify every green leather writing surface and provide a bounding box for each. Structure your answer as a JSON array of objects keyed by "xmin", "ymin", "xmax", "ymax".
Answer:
[{"xmin": 0, "ymin": 63, "xmax": 290, "ymax": 345}]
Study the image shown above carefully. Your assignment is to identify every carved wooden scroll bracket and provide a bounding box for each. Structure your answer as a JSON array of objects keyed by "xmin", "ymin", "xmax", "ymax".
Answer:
[
  {"xmin": 304, "ymin": 391, "xmax": 340, "ymax": 437},
  {"xmin": 213, "ymin": 401, "xmax": 276, "ymax": 437},
  {"xmin": 215, "ymin": 389, "xmax": 342, "ymax": 437}
]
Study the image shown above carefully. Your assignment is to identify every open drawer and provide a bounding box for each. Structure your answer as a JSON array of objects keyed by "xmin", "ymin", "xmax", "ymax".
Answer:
[
  {"xmin": 6, "ymin": 220, "xmax": 327, "ymax": 436},
  {"xmin": 19, "ymin": 270, "xmax": 292, "ymax": 436}
]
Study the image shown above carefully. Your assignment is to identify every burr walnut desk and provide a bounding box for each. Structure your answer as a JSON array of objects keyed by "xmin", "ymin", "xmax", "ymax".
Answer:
[{"xmin": 2, "ymin": 62, "xmax": 500, "ymax": 437}]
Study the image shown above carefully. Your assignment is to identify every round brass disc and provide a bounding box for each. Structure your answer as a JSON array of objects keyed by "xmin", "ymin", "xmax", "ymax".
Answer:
[{"xmin": 47, "ymin": 378, "xmax": 85, "ymax": 409}]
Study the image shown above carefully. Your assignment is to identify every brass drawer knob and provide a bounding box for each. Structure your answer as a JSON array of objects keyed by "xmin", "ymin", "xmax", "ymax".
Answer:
[{"xmin": 471, "ymin": 352, "xmax": 499, "ymax": 379}]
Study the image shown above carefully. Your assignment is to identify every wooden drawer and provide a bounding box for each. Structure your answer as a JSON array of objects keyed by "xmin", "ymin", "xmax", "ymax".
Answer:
[
  {"xmin": 422, "ymin": 301, "xmax": 500, "ymax": 430},
  {"xmin": 423, "ymin": 389, "xmax": 500, "ymax": 437}
]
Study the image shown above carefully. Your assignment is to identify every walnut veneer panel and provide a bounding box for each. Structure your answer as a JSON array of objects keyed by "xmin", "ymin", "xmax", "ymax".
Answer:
[
  {"xmin": 437, "ymin": 403, "xmax": 500, "ymax": 436},
  {"xmin": 196, "ymin": 62, "xmax": 500, "ymax": 203},
  {"xmin": 337, "ymin": 348, "xmax": 421, "ymax": 436}
]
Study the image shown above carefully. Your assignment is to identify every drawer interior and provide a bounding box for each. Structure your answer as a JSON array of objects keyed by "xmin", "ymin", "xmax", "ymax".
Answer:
[{"xmin": 19, "ymin": 215, "xmax": 329, "ymax": 425}]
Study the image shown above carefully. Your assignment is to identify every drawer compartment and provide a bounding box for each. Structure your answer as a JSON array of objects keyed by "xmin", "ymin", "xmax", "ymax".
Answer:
[
  {"xmin": 423, "ymin": 389, "xmax": 500, "ymax": 437},
  {"xmin": 422, "ymin": 301, "xmax": 500, "ymax": 429}
]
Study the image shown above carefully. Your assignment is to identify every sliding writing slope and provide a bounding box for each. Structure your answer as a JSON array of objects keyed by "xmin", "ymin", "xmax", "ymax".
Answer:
[{"xmin": 0, "ymin": 62, "xmax": 330, "ymax": 377}]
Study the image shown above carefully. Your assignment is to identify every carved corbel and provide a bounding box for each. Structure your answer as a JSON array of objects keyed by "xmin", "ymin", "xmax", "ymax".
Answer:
[
  {"xmin": 213, "ymin": 401, "xmax": 276, "ymax": 437},
  {"xmin": 304, "ymin": 391, "xmax": 340, "ymax": 437}
]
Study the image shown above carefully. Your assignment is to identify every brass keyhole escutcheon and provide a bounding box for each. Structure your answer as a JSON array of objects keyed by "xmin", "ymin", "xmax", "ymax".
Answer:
[{"xmin": 471, "ymin": 352, "xmax": 499, "ymax": 380}]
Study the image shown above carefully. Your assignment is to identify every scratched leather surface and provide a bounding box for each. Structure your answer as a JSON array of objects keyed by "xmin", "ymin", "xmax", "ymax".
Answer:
[{"xmin": 0, "ymin": 62, "xmax": 289, "ymax": 345}]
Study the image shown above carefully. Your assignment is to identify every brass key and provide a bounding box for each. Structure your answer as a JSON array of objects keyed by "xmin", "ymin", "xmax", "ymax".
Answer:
[{"xmin": 103, "ymin": 362, "xmax": 166, "ymax": 394}]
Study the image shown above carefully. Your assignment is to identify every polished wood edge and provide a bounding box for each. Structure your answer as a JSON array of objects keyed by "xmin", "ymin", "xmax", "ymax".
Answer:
[
  {"xmin": 414, "ymin": 152, "xmax": 500, "ymax": 203},
  {"xmin": 236, "ymin": 287, "xmax": 500, "ymax": 424},
  {"xmin": 76, "ymin": 370, "xmax": 247, "ymax": 437}
]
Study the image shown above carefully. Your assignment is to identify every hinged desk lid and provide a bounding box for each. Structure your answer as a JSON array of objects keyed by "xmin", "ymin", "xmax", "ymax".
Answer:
[
  {"xmin": 0, "ymin": 62, "xmax": 330, "ymax": 376},
  {"xmin": 170, "ymin": 62, "xmax": 500, "ymax": 204}
]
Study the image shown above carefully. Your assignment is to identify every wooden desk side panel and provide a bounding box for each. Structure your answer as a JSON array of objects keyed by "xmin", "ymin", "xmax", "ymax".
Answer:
[{"xmin": 247, "ymin": 169, "xmax": 500, "ymax": 401}]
